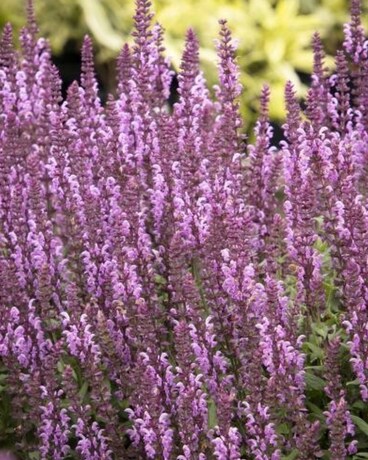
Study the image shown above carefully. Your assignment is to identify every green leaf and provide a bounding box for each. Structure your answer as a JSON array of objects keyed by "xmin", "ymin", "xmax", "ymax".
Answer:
[
  {"xmin": 57, "ymin": 360, "xmax": 65, "ymax": 374},
  {"xmin": 311, "ymin": 324, "xmax": 329, "ymax": 340},
  {"xmin": 276, "ymin": 422, "xmax": 291, "ymax": 435},
  {"xmin": 208, "ymin": 398, "xmax": 218, "ymax": 429},
  {"xmin": 305, "ymin": 372, "xmax": 326, "ymax": 391},
  {"xmin": 154, "ymin": 274, "xmax": 167, "ymax": 285},
  {"xmin": 78, "ymin": 0, "xmax": 123, "ymax": 50},
  {"xmin": 305, "ymin": 365, "xmax": 324, "ymax": 371},
  {"xmin": 353, "ymin": 401, "xmax": 367, "ymax": 411},
  {"xmin": 306, "ymin": 402, "xmax": 324, "ymax": 417},
  {"xmin": 282, "ymin": 449, "xmax": 299, "ymax": 460},
  {"xmin": 351, "ymin": 415, "xmax": 368, "ymax": 437},
  {"xmin": 117, "ymin": 399, "xmax": 130, "ymax": 410},
  {"xmin": 304, "ymin": 341, "xmax": 324, "ymax": 360},
  {"xmin": 29, "ymin": 453, "xmax": 40, "ymax": 460},
  {"xmin": 79, "ymin": 381, "xmax": 89, "ymax": 401}
]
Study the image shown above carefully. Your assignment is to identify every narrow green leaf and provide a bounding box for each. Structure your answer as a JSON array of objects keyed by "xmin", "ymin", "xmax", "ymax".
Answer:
[
  {"xmin": 305, "ymin": 365, "xmax": 324, "ymax": 371},
  {"xmin": 79, "ymin": 381, "xmax": 89, "ymax": 401},
  {"xmin": 208, "ymin": 398, "xmax": 218, "ymax": 429},
  {"xmin": 351, "ymin": 415, "xmax": 368, "ymax": 437}
]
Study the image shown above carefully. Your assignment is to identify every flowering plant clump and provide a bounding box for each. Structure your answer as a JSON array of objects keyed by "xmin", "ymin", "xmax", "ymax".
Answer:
[{"xmin": 1, "ymin": 0, "xmax": 368, "ymax": 458}]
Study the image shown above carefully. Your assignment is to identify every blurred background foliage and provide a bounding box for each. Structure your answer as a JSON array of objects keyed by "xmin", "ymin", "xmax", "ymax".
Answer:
[{"xmin": 0, "ymin": 0, "xmax": 359, "ymax": 128}]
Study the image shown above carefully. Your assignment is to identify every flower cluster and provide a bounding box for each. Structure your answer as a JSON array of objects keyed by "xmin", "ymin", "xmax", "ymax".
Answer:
[{"xmin": 1, "ymin": 0, "xmax": 368, "ymax": 458}]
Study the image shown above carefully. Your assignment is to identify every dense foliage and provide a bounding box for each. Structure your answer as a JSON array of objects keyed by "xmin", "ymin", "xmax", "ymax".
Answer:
[
  {"xmin": 2, "ymin": 0, "xmax": 368, "ymax": 459},
  {"xmin": 0, "ymin": 0, "xmax": 351, "ymax": 123}
]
